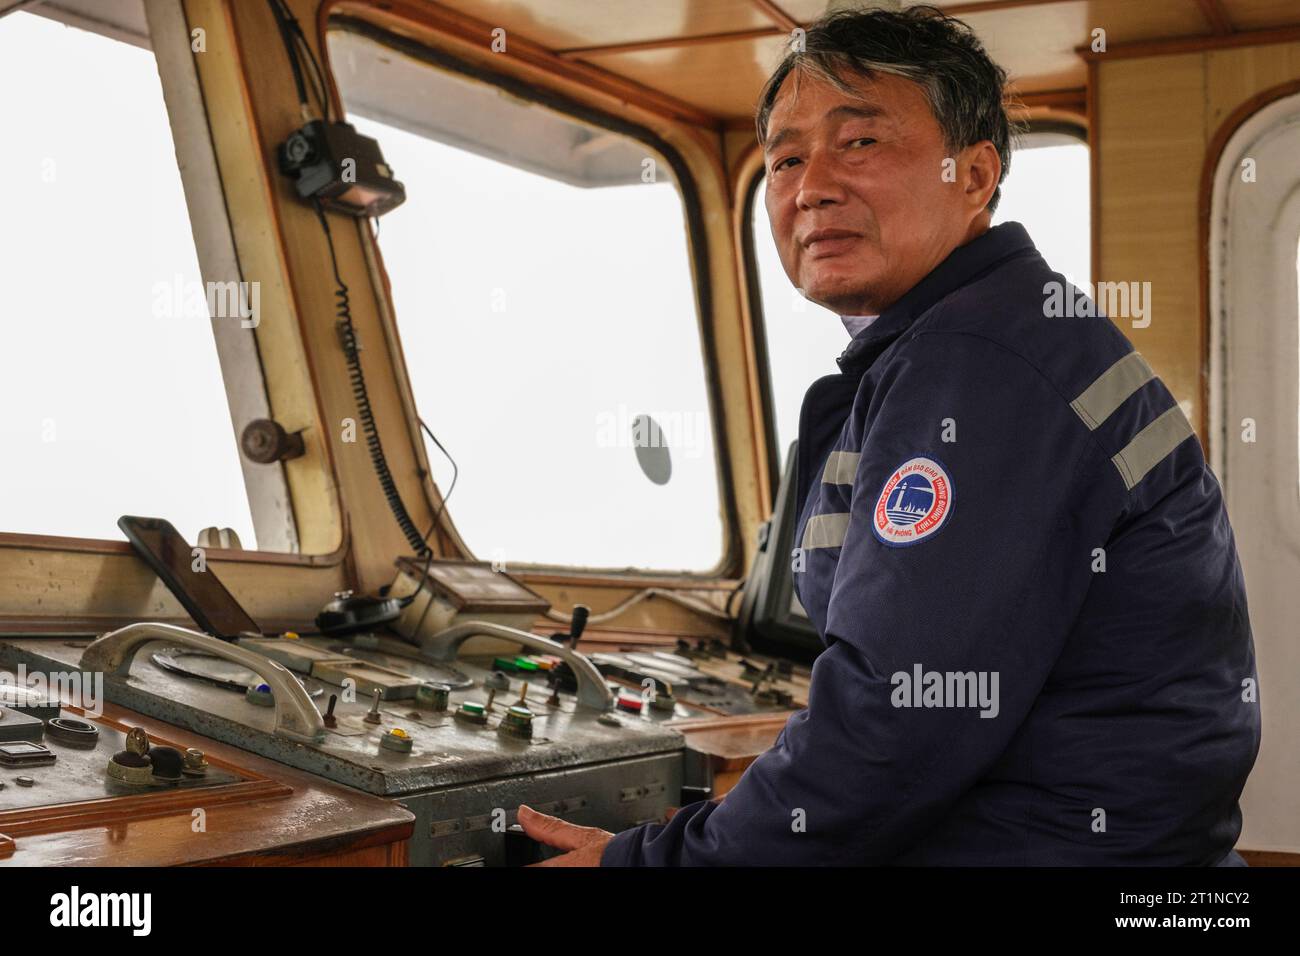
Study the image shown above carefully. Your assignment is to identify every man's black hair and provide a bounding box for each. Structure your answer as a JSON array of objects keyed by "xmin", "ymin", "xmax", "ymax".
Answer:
[{"xmin": 756, "ymin": 5, "xmax": 1019, "ymax": 212}]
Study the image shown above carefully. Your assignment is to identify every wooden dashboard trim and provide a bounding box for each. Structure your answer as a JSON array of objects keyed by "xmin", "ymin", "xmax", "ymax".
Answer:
[
  {"xmin": 0, "ymin": 705, "xmax": 292, "ymax": 840},
  {"xmin": 0, "ymin": 699, "xmax": 413, "ymax": 867},
  {"xmin": 0, "ymin": 532, "xmax": 345, "ymax": 567}
]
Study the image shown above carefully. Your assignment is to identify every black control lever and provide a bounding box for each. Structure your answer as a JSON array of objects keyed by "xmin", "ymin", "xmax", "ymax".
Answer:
[
  {"xmin": 547, "ymin": 605, "xmax": 590, "ymax": 697},
  {"xmin": 551, "ymin": 604, "xmax": 590, "ymax": 649}
]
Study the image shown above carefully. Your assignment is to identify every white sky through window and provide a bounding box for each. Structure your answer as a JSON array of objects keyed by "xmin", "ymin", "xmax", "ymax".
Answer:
[{"xmin": 0, "ymin": 13, "xmax": 255, "ymax": 547}]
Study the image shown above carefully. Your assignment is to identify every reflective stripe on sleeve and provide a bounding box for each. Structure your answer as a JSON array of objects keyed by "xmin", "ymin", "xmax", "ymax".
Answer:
[
  {"xmin": 821, "ymin": 451, "xmax": 861, "ymax": 485},
  {"xmin": 1111, "ymin": 405, "xmax": 1195, "ymax": 490},
  {"xmin": 801, "ymin": 512, "xmax": 851, "ymax": 550},
  {"xmin": 1070, "ymin": 351, "xmax": 1155, "ymax": 430}
]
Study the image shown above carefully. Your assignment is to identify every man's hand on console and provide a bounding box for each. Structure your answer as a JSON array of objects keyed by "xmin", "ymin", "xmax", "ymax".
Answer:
[{"xmin": 516, "ymin": 804, "xmax": 613, "ymax": 866}]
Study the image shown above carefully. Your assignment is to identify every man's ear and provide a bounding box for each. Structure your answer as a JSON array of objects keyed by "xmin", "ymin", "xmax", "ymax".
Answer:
[{"xmin": 962, "ymin": 141, "xmax": 1001, "ymax": 213}]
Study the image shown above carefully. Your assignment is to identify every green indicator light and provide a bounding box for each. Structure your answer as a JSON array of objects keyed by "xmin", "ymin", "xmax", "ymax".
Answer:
[
  {"xmin": 460, "ymin": 701, "xmax": 485, "ymax": 715},
  {"xmin": 512, "ymin": 657, "xmax": 540, "ymax": 671}
]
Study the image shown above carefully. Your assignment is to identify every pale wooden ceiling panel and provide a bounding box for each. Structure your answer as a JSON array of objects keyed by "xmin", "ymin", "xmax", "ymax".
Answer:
[
  {"xmin": 584, "ymin": 35, "xmax": 791, "ymax": 120},
  {"xmin": 1219, "ymin": 0, "xmax": 1300, "ymax": 31},
  {"xmin": 432, "ymin": 0, "xmax": 779, "ymax": 51},
  {"xmin": 1030, "ymin": 0, "xmax": 1211, "ymax": 44},
  {"xmin": 769, "ymin": 0, "xmax": 830, "ymax": 20},
  {"xmin": 444, "ymin": 0, "xmax": 1233, "ymax": 122},
  {"xmin": 581, "ymin": 11, "xmax": 1090, "ymax": 121},
  {"xmin": 955, "ymin": 1, "xmax": 1208, "ymax": 90},
  {"xmin": 705, "ymin": 0, "xmax": 1216, "ymax": 40}
]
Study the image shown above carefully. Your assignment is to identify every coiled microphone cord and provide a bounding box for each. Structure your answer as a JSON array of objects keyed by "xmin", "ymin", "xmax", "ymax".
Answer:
[{"xmin": 314, "ymin": 200, "xmax": 430, "ymax": 557}]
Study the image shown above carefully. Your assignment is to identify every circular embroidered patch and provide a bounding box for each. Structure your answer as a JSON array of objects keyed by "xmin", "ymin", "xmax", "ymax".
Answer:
[{"xmin": 872, "ymin": 456, "xmax": 953, "ymax": 546}]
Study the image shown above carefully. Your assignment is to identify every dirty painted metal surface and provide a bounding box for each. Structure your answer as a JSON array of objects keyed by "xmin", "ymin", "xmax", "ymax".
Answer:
[
  {"xmin": 399, "ymin": 752, "xmax": 682, "ymax": 866},
  {"xmin": 0, "ymin": 636, "xmax": 685, "ymax": 798},
  {"xmin": 0, "ymin": 694, "xmax": 243, "ymax": 812}
]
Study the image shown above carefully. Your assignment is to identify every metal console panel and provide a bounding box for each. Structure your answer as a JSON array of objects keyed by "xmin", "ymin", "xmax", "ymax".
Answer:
[
  {"xmin": 0, "ymin": 634, "xmax": 685, "ymax": 864},
  {"xmin": 401, "ymin": 752, "xmax": 681, "ymax": 866}
]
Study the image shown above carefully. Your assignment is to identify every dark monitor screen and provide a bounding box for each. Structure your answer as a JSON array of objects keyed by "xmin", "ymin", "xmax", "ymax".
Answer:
[{"xmin": 117, "ymin": 515, "xmax": 260, "ymax": 640}]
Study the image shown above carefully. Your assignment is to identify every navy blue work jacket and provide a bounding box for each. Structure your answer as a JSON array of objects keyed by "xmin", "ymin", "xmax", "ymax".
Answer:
[{"xmin": 603, "ymin": 222, "xmax": 1259, "ymax": 866}]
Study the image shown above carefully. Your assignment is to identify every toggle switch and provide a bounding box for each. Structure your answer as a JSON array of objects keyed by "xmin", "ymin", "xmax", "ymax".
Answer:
[
  {"xmin": 149, "ymin": 746, "xmax": 185, "ymax": 781},
  {"xmin": 416, "ymin": 682, "xmax": 450, "ymax": 711},
  {"xmin": 498, "ymin": 705, "xmax": 533, "ymax": 740},
  {"xmin": 106, "ymin": 726, "xmax": 151, "ymax": 785},
  {"xmin": 364, "ymin": 688, "xmax": 383, "ymax": 724},
  {"xmin": 454, "ymin": 701, "xmax": 488, "ymax": 725},
  {"xmin": 182, "ymin": 749, "xmax": 209, "ymax": 777},
  {"xmin": 381, "ymin": 727, "xmax": 413, "ymax": 753},
  {"xmin": 245, "ymin": 683, "xmax": 275, "ymax": 707},
  {"xmin": 615, "ymin": 689, "xmax": 643, "ymax": 713}
]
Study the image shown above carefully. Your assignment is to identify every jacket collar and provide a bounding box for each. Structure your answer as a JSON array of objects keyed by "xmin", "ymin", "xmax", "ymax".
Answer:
[{"xmin": 835, "ymin": 221, "xmax": 1037, "ymax": 375}]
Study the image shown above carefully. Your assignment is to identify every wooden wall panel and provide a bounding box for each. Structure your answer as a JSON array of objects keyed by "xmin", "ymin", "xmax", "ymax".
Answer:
[
  {"xmin": 1220, "ymin": 0, "xmax": 1300, "ymax": 33},
  {"xmin": 1097, "ymin": 54, "xmax": 1207, "ymax": 429},
  {"xmin": 1206, "ymin": 41, "xmax": 1300, "ymax": 129},
  {"xmin": 1097, "ymin": 40, "xmax": 1300, "ymax": 439}
]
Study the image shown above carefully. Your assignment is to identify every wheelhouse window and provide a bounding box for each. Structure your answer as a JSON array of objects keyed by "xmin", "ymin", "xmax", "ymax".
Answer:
[
  {"xmin": 749, "ymin": 122, "xmax": 1090, "ymax": 475},
  {"xmin": 326, "ymin": 29, "xmax": 724, "ymax": 572},
  {"xmin": 0, "ymin": 7, "xmax": 271, "ymax": 548},
  {"xmin": 992, "ymin": 124, "xmax": 1090, "ymax": 289}
]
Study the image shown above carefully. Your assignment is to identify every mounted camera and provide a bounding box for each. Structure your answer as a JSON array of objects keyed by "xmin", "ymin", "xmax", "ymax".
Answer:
[{"xmin": 277, "ymin": 119, "xmax": 405, "ymax": 217}]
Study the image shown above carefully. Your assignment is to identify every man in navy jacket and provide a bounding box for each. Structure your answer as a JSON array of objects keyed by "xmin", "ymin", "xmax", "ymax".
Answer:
[{"xmin": 518, "ymin": 5, "xmax": 1259, "ymax": 866}]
